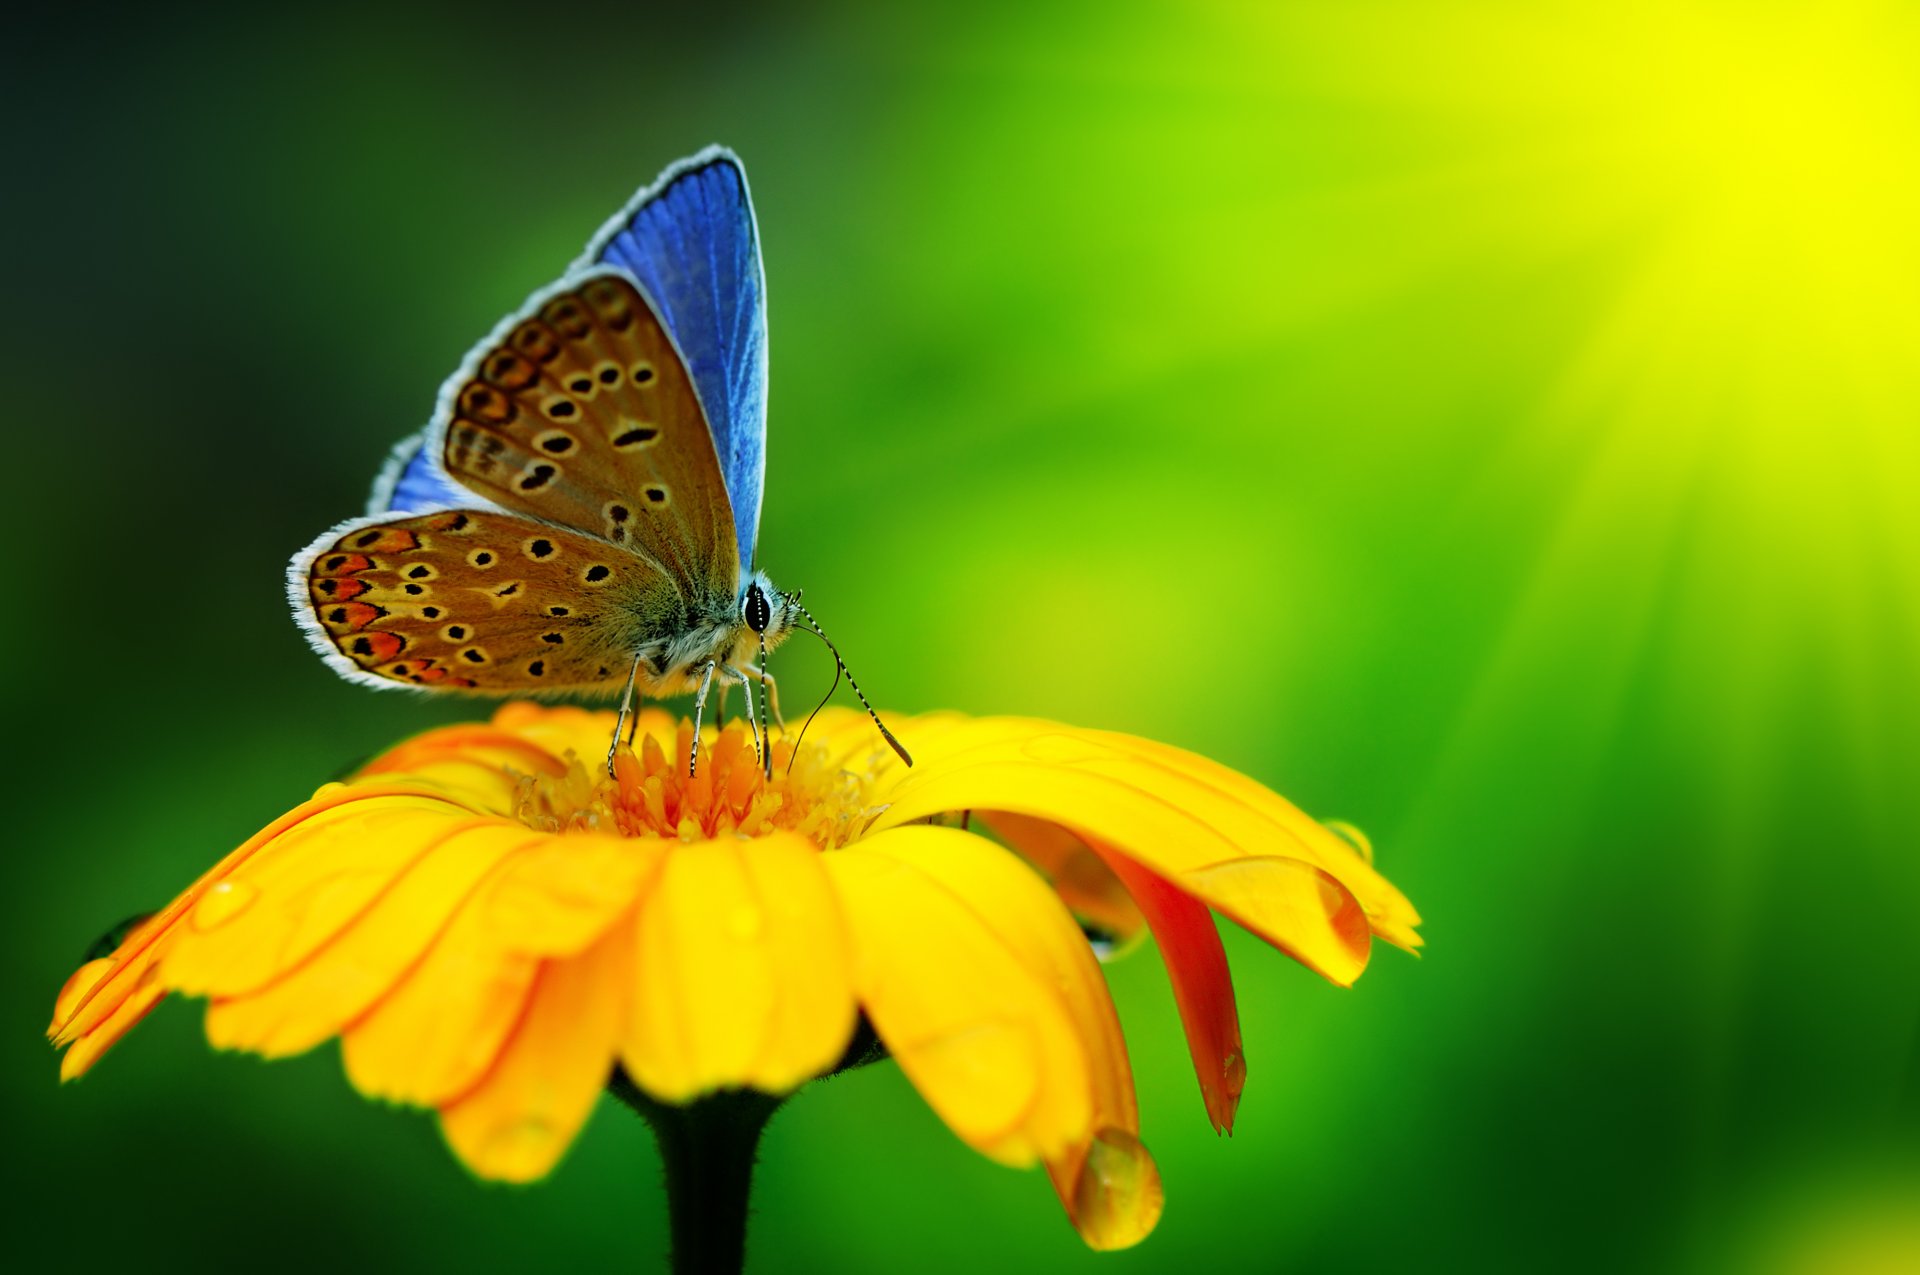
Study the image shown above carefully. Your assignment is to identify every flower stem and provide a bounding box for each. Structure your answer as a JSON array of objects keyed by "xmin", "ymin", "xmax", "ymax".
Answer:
[{"xmin": 610, "ymin": 1070, "xmax": 780, "ymax": 1275}]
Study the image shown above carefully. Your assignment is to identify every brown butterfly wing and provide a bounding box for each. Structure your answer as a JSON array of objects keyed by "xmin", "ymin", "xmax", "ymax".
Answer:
[
  {"xmin": 297, "ymin": 509, "xmax": 682, "ymax": 693},
  {"xmin": 436, "ymin": 271, "xmax": 739, "ymax": 605}
]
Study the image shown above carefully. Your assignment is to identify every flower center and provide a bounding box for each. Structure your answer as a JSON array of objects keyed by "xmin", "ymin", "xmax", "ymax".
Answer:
[{"xmin": 512, "ymin": 720, "xmax": 877, "ymax": 848}]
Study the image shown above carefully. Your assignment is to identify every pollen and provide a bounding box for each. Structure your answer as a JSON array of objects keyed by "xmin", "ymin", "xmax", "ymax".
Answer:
[{"xmin": 511, "ymin": 720, "xmax": 877, "ymax": 847}]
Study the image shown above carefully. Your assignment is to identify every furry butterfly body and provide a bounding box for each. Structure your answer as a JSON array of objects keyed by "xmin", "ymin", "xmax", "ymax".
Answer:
[{"xmin": 290, "ymin": 150, "xmax": 802, "ymax": 706}]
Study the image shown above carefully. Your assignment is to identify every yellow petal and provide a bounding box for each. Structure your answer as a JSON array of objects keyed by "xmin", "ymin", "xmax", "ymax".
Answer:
[
  {"xmin": 825, "ymin": 827, "xmax": 1095, "ymax": 1166},
  {"xmin": 620, "ymin": 833, "xmax": 855, "ymax": 1100},
  {"xmin": 59, "ymin": 969, "xmax": 166, "ymax": 1082},
  {"xmin": 196, "ymin": 823, "xmax": 533, "ymax": 1058},
  {"xmin": 340, "ymin": 833, "xmax": 657, "ymax": 1108},
  {"xmin": 871, "ymin": 739, "xmax": 1375, "ymax": 985},
  {"xmin": 165, "ymin": 803, "xmax": 487, "ymax": 999},
  {"xmin": 438, "ymin": 924, "xmax": 625, "ymax": 1183},
  {"xmin": 51, "ymin": 783, "xmax": 470, "ymax": 1048},
  {"xmin": 1091, "ymin": 729, "xmax": 1423, "ymax": 948},
  {"xmin": 979, "ymin": 811, "xmax": 1145, "ymax": 942}
]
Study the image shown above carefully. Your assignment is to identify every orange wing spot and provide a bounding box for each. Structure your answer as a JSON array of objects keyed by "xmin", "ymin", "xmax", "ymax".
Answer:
[
  {"xmin": 322, "ymin": 602, "xmax": 386, "ymax": 631},
  {"xmin": 412, "ymin": 666, "xmax": 452, "ymax": 684},
  {"xmin": 457, "ymin": 383, "xmax": 517, "ymax": 426},
  {"xmin": 311, "ymin": 577, "xmax": 368, "ymax": 601},
  {"xmin": 316, "ymin": 552, "xmax": 373, "ymax": 576},
  {"xmin": 346, "ymin": 631, "xmax": 407, "ymax": 663},
  {"xmin": 342, "ymin": 527, "xmax": 420, "ymax": 554},
  {"xmin": 582, "ymin": 279, "xmax": 635, "ymax": 330},
  {"xmin": 510, "ymin": 321, "xmax": 561, "ymax": 365},
  {"xmin": 541, "ymin": 296, "xmax": 592, "ymax": 339},
  {"xmin": 484, "ymin": 349, "xmax": 541, "ymax": 389}
]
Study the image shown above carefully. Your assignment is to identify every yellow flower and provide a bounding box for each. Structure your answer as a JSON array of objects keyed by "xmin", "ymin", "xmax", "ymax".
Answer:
[{"xmin": 49, "ymin": 704, "xmax": 1421, "ymax": 1250}]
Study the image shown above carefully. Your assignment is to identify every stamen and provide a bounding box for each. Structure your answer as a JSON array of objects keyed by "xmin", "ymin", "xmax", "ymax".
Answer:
[{"xmin": 511, "ymin": 719, "xmax": 887, "ymax": 850}]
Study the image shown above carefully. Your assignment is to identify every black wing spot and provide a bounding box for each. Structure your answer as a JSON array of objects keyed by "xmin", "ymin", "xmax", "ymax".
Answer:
[
  {"xmin": 525, "ymin": 538, "xmax": 555, "ymax": 559},
  {"xmin": 613, "ymin": 427, "xmax": 658, "ymax": 449},
  {"xmin": 518, "ymin": 464, "xmax": 557, "ymax": 492},
  {"xmin": 324, "ymin": 556, "xmax": 347, "ymax": 571},
  {"xmin": 353, "ymin": 531, "xmax": 381, "ymax": 548},
  {"xmin": 569, "ymin": 377, "xmax": 592, "ymax": 394},
  {"xmin": 538, "ymin": 433, "xmax": 576, "ymax": 455},
  {"xmin": 644, "ymin": 486, "xmax": 668, "ymax": 504},
  {"xmin": 318, "ymin": 579, "xmax": 338, "ymax": 595},
  {"xmin": 495, "ymin": 582, "xmax": 521, "ymax": 597},
  {"xmin": 470, "ymin": 550, "xmax": 495, "ymax": 567},
  {"xmin": 461, "ymin": 648, "xmax": 488, "ymax": 664},
  {"xmin": 548, "ymin": 605, "xmax": 570, "ymax": 617},
  {"xmin": 583, "ymin": 564, "xmax": 611, "ymax": 584},
  {"xmin": 599, "ymin": 367, "xmax": 620, "ymax": 384},
  {"xmin": 632, "ymin": 364, "xmax": 654, "ymax": 383},
  {"xmin": 444, "ymin": 625, "xmax": 468, "ymax": 641},
  {"xmin": 547, "ymin": 400, "xmax": 577, "ymax": 419},
  {"xmin": 528, "ymin": 660, "xmax": 545, "ymax": 677},
  {"xmin": 327, "ymin": 607, "xmax": 347, "ymax": 624},
  {"xmin": 422, "ymin": 606, "xmax": 442, "ymax": 619},
  {"xmin": 351, "ymin": 637, "xmax": 374, "ymax": 656},
  {"xmin": 406, "ymin": 565, "xmax": 433, "ymax": 580},
  {"xmin": 541, "ymin": 632, "xmax": 565, "ymax": 645},
  {"xmin": 403, "ymin": 583, "xmax": 426, "ymax": 596}
]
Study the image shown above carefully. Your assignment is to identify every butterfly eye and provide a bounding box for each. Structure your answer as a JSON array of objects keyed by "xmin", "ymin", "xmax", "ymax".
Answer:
[{"xmin": 744, "ymin": 583, "xmax": 771, "ymax": 634}]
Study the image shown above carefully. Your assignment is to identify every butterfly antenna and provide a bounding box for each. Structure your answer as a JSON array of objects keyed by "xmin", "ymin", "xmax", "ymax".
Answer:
[
  {"xmin": 793, "ymin": 603, "xmax": 913, "ymax": 767},
  {"xmin": 788, "ymin": 644, "xmax": 842, "ymax": 776}
]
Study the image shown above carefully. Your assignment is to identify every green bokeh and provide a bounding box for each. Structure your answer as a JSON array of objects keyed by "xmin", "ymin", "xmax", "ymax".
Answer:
[{"xmin": 6, "ymin": 3, "xmax": 1916, "ymax": 1271}]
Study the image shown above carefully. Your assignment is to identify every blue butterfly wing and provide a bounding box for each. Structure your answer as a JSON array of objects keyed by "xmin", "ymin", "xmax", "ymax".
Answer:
[
  {"xmin": 580, "ymin": 147, "xmax": 768, "ymax": 571},
  {"xmin": 368, "ymin": 429, "xmax": 469, "ymax": 515}
]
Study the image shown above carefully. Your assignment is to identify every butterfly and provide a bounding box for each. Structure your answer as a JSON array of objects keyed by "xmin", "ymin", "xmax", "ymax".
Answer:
[{"xmin": 289, "ymin": 147, "xmax": 907, "ymax": 774}]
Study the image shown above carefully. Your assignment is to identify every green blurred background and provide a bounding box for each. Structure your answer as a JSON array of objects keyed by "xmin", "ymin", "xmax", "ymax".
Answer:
[{"xmin": 5, "ymin": 1, "xmax": 1917, "ymax": 1270}]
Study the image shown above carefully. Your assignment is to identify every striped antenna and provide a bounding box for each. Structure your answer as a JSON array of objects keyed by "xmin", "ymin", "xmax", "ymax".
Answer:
[{"xmin": 792, "ymin": 602, "xmax": 912, "ymax": 767}]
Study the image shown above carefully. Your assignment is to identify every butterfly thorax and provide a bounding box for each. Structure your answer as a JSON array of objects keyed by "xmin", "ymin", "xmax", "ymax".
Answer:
[{"xmin": 626, "ymin": 569, "xmax": 799, "ymax": 697}]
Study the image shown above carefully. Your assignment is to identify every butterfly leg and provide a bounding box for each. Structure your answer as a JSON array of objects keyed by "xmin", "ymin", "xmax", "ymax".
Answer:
[
  {"xmin": 688, "ymin": 659, "xmax": 720, "ymax": 777},
  {"xmin": 607, "ymin": 650, "xmax": 646, "ymax": 778},
  {"xmin": 725, "ymin": 664, "xmax": 770, "ymax": 778},
  {"xmin": 738, "ymin": 661, "xmax": 786, "ymax": 732}
]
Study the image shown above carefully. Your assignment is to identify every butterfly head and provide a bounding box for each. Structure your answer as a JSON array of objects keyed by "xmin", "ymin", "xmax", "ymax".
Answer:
[{"xmin": 740, "ymin": 573, "xmax": 800, "ymax": 651}]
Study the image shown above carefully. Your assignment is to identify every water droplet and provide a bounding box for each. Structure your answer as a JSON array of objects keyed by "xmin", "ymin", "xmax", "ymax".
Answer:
[
  {"xmin": 1214, "ymin": 1047, "xmax": 1247, "ymax": 1134},
  {"xmin": 190, "ymin": 879, "xmax": 258, "ymax": 932},
  {"xmin": 1080, "ymin": 921, "xmax": 1121, "ymax": 962},
  {"xmin": 1070, "ymin": 1127, "xmax": 1164, "ymax": 1251},
  {"xmin": 1321, "ymin": 818, "xmax": 1374, "ymax": 864}
]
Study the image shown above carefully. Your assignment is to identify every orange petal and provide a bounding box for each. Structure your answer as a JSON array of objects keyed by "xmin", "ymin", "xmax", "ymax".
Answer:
[
  {"xmin": 825, "ymin": 827, "xmax": 1095, "ymax": 1167},
  {"xmin": 438, "ymin": 923, "xmax": 625, "ymax": 1182},
  {"xmin": 620, "ymin": 833, "xmax": 854, "ymax": 1100},
  {"xmin": 58, "ymin": 968, "xmax": 167, "ymax": 1082},
  {"xmin": 1096, "ymin": 845, "xmax": 1245, "ymax": 1134}
]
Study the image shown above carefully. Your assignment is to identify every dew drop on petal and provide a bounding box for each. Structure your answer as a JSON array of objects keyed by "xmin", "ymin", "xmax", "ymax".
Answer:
[
  {"xmin": 1071, "ymin": 1127, "xmax": 1165, "ymax": 1251},
  {"xmin": 190, "ymin": 880, "xmax": 258, "ymax": 932},
  {"xmin": 1215, "ymin": 1047, "xmax": 1247, "ymax": 1135},
  {"xmin": 1322, "ymin": 818, "xmax": 1375, "ymax": 863}
]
